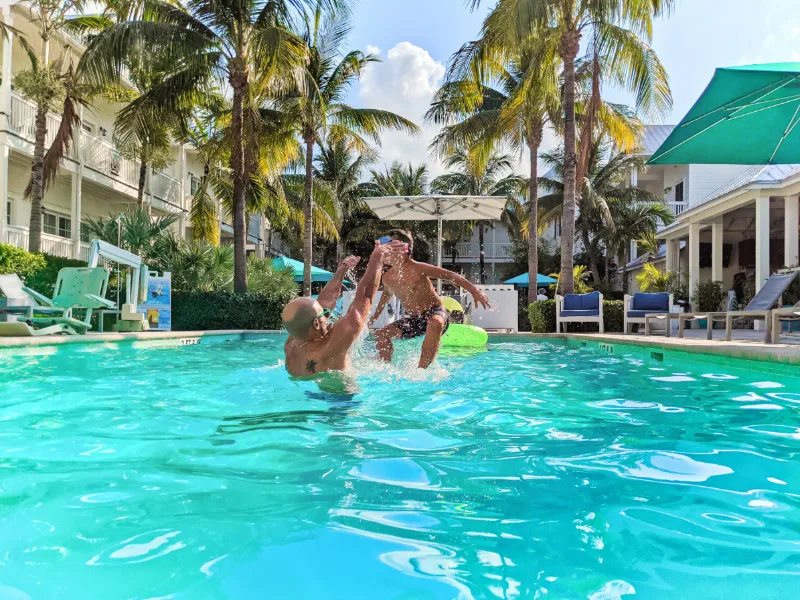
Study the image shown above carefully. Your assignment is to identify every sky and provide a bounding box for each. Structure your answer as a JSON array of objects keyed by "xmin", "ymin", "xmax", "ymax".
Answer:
[{"xmin": 345, "ymin": 0, "xmax": 800, "ymax": 176}]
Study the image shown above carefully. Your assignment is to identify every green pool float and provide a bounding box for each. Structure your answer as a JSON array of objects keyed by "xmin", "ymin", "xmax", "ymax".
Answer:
[{"xmin": 440, "ymin": 297, "xmax": 488, "ymax": 348}]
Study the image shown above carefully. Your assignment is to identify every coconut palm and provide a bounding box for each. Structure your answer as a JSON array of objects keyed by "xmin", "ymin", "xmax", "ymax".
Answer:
[
  {"xmin": 428, "ymin": 36, "xmax": 559, "ymax": 300},
  {"xmin": 83, "ymin": 207, "xmax": 178, "ymax": 256},
  {"xmin": 468, "ymin": 0, "xmax": 675, "ymax": 293},
  {"xmin": 430, "ymin": 149, "xmax": 524, "ymax": 283},
  {"xmin": 276, "ymin": 5, "xmax": 420, "ymax": 295},
  {"xmin": 80, "ymin": 0, "xmax": 326, "ymax": 293}
]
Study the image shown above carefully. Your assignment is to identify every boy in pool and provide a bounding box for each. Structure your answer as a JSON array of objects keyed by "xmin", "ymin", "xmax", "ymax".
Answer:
[
  {"xmin": 368, "ymin": 229, "xmax": 490, "ymax": 369},
  {"xmin": 282, "ymin": 240, "xmax": 408, "ymax": 380}
]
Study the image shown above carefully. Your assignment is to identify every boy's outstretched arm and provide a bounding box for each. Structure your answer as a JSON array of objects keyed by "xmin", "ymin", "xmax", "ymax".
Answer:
[
  {"xmin": 317, "ymin": 256, "xmax": 359, "ymax": 310},
  {"xmin": 417, "ymin": 263, "xmax": 491, "ymax": 309}
]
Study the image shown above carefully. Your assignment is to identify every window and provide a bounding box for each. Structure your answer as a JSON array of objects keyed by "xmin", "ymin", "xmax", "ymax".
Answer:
[
  {"xmin": 190, "ymin": 175, "xmax": 201, "ymax": 196},
  {"xmin": 675, "ymin": 180, "xmax": 685, "ymax": 203},
  {"xmin": 81, "ymin": 121, "xmax": 95, "ymax": 135},
  {"xmin": 554, "ymin": 220, "xmax": 561, "ymax": 238},
  {"xmin": 5, "ymin": 200, "xmax": 10, "ymax": 226},
  {"xmin": 80, "ymin": 222, "xmax": 90, "ymax": 243},
  {"xmin": 42, "ymin": 212, "xmax": 71, "ymax": 239}
]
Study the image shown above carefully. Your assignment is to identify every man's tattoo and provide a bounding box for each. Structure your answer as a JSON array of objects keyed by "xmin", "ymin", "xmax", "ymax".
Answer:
[{"xmin": 306, "ymin": 359, "xmax": 317, "ymax": 374}]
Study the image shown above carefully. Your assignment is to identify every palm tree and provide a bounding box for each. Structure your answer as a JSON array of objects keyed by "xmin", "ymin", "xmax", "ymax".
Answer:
[
  {"xmin": 81, "ymin": 0, "xmax": 320, "ymax": 293},
  {"xmin": 428, "ymin": 36, "xmax": 558, "ymax": 300},
  {"xmin": 538, "ymin": 144, "xmax": 672, "ymax": 285},
  {"xmin": 468, "ymin": 0, "xmax": 675, "ymax": 293},
  {"xmin": 431, "ymin": 149, "xmax": 523, "ymax": 283},
  {"xmin": 313, "ymin": 136, "xmax": 376, "ymax": 261},
  {"xmin": 276, "ymin": 5, "xmax": 420, "ymax": 295}
]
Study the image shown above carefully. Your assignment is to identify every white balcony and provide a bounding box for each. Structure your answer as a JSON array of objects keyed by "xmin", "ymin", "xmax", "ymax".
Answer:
[
  {"xmin": 9, "ymin": 92, "xmax": 65, "ymax": 155},
  {"xmin": 6, "ymin": 224, "xmax": 90, "ymax": 260},
  {"xmin": 82, "ymin": 129, "xmax": 140, "ymax": 188},
  {"xmin": 657, "ymin": 201, "xmax": 689, "ymax": 231},
  {"xmin": 151, "ymin": 171, "xmax": 182, "ymax": 210},
  {"xmin": 439, "ymin": 242, "xmax": 515, "ymax": 262}
]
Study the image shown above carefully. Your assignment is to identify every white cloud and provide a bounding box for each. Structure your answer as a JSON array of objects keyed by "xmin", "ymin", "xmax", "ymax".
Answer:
[
  {"xmin": 365, "ymin": 44, "xmax": 381, "ymax": 56},
  {"xmin": 358, "ymin": 42, "xmax": 446, "ymax": 175},
  {"xmin": 357, "ymin": 41, "xmax": 558, "ymax": 179}
]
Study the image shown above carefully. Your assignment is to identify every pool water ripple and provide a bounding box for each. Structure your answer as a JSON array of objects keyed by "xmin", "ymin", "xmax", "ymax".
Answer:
[{"xmin": 0, "ymin": 338, "xmax": 799, "ymax": 598}]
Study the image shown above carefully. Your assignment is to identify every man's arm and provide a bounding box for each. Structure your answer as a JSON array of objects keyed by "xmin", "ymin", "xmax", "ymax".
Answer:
[
  {"xmin": 316, "ymin": 256, "xmax": 359, "ymax": 310},
  {"xmin": 328, "ymin": 242, "xmax": 406, "ymax": 351},
  {"xmin": 417, "ymin": 263, "xmax": 491, "ymax": 309}
]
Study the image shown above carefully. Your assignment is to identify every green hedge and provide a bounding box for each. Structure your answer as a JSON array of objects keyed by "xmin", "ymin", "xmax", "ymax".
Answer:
[
  {"xmin": 0, "ymin": 243, "xmax": 46, "ymax": 279},
  {"xmin": 172, "ymin": 290, "xmax": 295, "ymax": 331},
  {"xmin": 25, "ymin": 254, "xmax": 88, "ymax": 297},
  {"xmin": 528, "ymin": 299, "xmax": 624, "ymax": 333}
]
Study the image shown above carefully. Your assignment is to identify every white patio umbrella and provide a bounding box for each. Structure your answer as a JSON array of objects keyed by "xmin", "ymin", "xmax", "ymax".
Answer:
[{"xmin": 362, "ymin": 195, "xmax": 507, "ymax": 291}]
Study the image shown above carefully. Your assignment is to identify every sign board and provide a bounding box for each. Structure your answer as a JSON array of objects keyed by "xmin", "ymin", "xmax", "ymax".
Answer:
[{"xmin": 139, "ymin": 272, "xmax": 172, "ymax": 331}]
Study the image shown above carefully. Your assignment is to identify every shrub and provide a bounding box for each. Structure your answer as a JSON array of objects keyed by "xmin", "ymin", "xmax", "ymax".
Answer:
[
  {"xmin": 25, "ymin": 254, "xmax": 88, "ymax": 297},
  {"xmin": 0, "ymin": 243, "xmax": 46, "ymax": 279},
  {"xmin": 172, "ymin": 290, "xmax": 295, "ymax": 331},
  {"xmin": 693, "ymin": 280, "xmax": 725, "ymax": 312},
  {"xmin": 528, "ymin": 299, "xmax": 624, "ymax": 333}
]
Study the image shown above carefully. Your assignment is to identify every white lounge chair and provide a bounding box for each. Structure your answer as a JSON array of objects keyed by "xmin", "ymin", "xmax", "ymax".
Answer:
[{"xmin": 556, "ymin": 291, "xmax": 604, "ymax": 333}]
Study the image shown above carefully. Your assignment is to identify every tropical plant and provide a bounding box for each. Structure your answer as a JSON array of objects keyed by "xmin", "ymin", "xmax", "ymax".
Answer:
[
  {"xmin": 636, "ymin": 262, "xmax": 673, "ymax": 292},
  {"xmin": 693, "ymin": 280, "xmax": 725, "ymax": 313},
  {"xmin": 247, "ymin": 255, "xmax": 298, "ymax": 296},
  {"xmin": 430, "ymin": 149, "xmax": 523, "ymax": 282},
  {"xmin": 276, "ymin": 5, "xmax": 420, "ymax": 294},
  {"xmin": 548, "ymin": 264, "xmax": 593, "ymax": 294},
  {"xmin": 538, "ymin": 144, "xmax": 672, "ymax": 288},
  {"xmin": 82, "ymin": 0, "xmax": 322, "ymax": 293},
  {"xmin": 468, "ymin": 0, "xmax": 675, "ymax": 294},
  {"xmin": 83, "ymin": 207, "xmax": 178, "ymax": 256}
]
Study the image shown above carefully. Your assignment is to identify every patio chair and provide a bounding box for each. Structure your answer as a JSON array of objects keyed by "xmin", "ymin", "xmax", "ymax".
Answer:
[
  {"xmin": 0, "ymin": 273, "xmax": 66, "ymax": 322},
  {"xmin": 678, "ymin": 272, "xmax": 798, "ymax": 343},
  {"xmin": 770, "ymin": 300, "xmax": 800, "ymax": 344},
  {"xmin": 556, "ymin": 291, "xmax": 604, "ymax": 333},
  {"xmin": 624, "ymin": 292, "xmax": 673, "ymax": 334},
  {"xmin": 0, "ymin": 267, "xmax": 115, "ymax": 336}
]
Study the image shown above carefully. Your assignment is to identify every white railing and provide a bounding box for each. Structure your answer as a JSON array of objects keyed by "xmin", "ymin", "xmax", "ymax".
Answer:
[
  {"xmin": 656, "ymin": 201, "xmax": 689, "ymax": 231},
  {"xmin": 440, "ymin": 242, "xmax": 515, "ymax": 261},
  {"xmin": 9, "ymin": 92, "xmax": 64, "ymax": 152},
  {"xmin": 5, "ymin": 224, "xmax": 88, "ymax": 260},
  {"xmin": 82, "ymin": 130, "xmax": 140, "ymax": 188},
  {"xmin": 151, "ymin": 171, "xmax": 181, "ymax": 209}
]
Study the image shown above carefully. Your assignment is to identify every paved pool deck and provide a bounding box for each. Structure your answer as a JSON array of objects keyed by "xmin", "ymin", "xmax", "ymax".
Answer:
[{"xmin": 0, "ymin": 329, "xmax": 798, "ymax": 367}]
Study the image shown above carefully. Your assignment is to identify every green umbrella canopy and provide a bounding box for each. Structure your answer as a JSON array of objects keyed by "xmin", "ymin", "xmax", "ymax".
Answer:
[
  {"xmin": 272, "ymin": 256, "xmax": 341, "ymax": 283},
  {"xmin": 649, "ymin": 63, "xmax": 800, "ymax": 165}
]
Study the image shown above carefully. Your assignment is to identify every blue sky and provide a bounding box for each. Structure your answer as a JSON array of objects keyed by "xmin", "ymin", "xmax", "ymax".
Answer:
[{"xmin": 346, "ymin": 0, "xmax": 800, "ymax": 173}]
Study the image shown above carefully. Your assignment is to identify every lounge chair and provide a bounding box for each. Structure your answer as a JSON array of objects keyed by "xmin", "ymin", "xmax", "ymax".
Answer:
[
  {"xmin": 770, "ymin": 300, "xmax": 800, "ymax": 344},
  {"xmin": 0, "ymin": 267, "xmax": 115, "ymax": 336},
  {"xmin": 678, "ymin": 272, "xmax": 798, "ymax": 343},
  {"xmin": 624, "ymin": 292, "xmax": 673, "ymax": 334},
  {"xmin": 556, "ymin": 291, "xmax": 604, "ymax": 333},
  {"xmin": 0, "ymin": 273, "xmax": 66, "ymax": 321}
]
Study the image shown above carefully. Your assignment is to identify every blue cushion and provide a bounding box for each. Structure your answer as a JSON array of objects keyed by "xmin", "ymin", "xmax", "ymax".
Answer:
[
  {"xmin": 563, "ymin": 294, "xmax": 582, "ymax": 310},
  {"xmin": 632, "ymin": 292, "xmax": 669, "ymax": 311},
  {"xmin": 561, "ymin": 309, "xmax": 600, "ymax": 318},
  {"xmin": 563, "ymin": 292, "xmax": 600, "ymax": 311},
  {"xmin": 627, "ymin": 310, "xmax": 669, "ymax": 318}
]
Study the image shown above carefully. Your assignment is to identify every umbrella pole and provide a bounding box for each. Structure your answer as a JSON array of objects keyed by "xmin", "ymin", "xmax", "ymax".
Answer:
[{"xmin": 437, "ymin": 216, "xmax": 443, "ymax": 294}]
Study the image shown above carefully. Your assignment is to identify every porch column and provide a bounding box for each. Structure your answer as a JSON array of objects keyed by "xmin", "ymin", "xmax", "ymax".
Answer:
[
  {"xmin": 755, "ymin": 194, "xmax": 770, "ymax": 292},
  {"xmin": 665, "ymin": 238, "xmax": 678, "ymax": 272},
  {"xmin": 630, "ymin": 166, "xmax": 638, "ymax": 187},
  {"xmin": 688, "ymin": 223, "xmax": 700, "ymax": 299},
  {"xmin": 785, "ymin": 194, "xmax": 799, "ymax": 268},
  {"xmin": 0, "ymin": 8, "xmax": 13, "ymax": 244},
  {"xmin": 711, "ymin": 219, "xmax": 724, "ymax": 282},
  {"xmin": 71, "ymin": 106, "xmax": 83, "ymax": 259}
]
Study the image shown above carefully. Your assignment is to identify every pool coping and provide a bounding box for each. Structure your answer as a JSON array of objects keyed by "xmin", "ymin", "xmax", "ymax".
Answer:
[{"xmin": 0, "ymin": 329, "xmax": 797, "ymax": 367}]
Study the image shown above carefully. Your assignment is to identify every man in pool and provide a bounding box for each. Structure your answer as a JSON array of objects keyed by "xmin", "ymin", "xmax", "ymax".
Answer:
[
  {"xmin": 368, "ymin": 229, "xmax": 490, "ymax": 369},
  {"xmin": 282, "ymin": 240, "xmax": 408, "ymax": 379}
]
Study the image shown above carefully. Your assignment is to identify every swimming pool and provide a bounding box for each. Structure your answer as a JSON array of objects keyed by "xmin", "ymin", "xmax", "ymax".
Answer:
[{"xmin": 1, "ymin": 335, "xmax": 799, "ymax": 599}]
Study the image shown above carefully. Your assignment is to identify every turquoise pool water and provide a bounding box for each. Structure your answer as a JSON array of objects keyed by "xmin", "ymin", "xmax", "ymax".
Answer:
[{"xmin": 1, "ymin": 337, "xmax": 799, "ymax": 599}]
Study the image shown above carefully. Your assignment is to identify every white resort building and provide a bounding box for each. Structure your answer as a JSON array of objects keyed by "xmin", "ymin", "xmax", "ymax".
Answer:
[
  {"xmin": 625, "ymin": 125, "xmax": 800, "ymax": 300},
  {"xmin": 0, "ymin": 3, "xmax": 276, "ymax": 261}
]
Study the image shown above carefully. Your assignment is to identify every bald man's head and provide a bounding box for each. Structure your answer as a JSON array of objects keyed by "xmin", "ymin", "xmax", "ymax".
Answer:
[{"xmin": 282, "ymin": 297, "xmax": 327, "ymax": 340}]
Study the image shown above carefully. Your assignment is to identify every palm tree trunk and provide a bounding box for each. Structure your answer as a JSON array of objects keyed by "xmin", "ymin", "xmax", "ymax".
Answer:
[
  {"xmin": 28, "ymin": 105, "xmax": 48, "ymax": 253},
  {"xmin": 526, "ymin": 128, "xmax": 541, "ymax": 304},
  {"xmin": 622, "ymin": 246, "xmax": 631, "ymax": 295},
  {"xmin": 576, "ymin": 36, "xmax": 601, "ymax": 187},
  {"xmin": 137, "ymin": 159, "xmax": 147, "ymax": 207},
  {"xmin": 303, "ymin": 136, "xmax": 314, "ymax": 296},
  {"xmin": 478, "ymin": 223, "xmax": 485, "ymax": 284},
  {"xmin": 230, "ymin": 70, "xmax": 248, "ymax": 294},
  {"xmin": 604, "ymin": 251, "xmax": 610, "ymax": 285},
  {"xmin": 559, "ymin": 30, "xmax": 580, "ymax": 295}
]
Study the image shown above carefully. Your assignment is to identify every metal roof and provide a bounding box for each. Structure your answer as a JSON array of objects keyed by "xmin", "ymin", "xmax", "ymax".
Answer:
[
  {"xmin": 699, "ymin": 164, "xmax": 800, "ymax": 203},
  {"xmin": 637, "ymin": 125, "xmax": 676, "ymax": 156}
]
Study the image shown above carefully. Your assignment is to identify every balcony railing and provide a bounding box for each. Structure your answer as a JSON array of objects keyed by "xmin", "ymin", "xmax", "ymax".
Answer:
[
  {"xmin": 440, "ymin": 242, "xmax": 515, "ymax": 261},
  {"xmin": 656, "ymin": 201, "xmax": 689, "ymax": 231},
  {"xmin": 151, "ymin": 171, "xmax": 182, "ymax": 209},
  {"xmin": 6, "ymin": 225, "xmax": 90, "ymax": 260},
  {"xmin": 82, "ymin": 129, "xmax": 140, "ymax": 188},
  {"xmin": 9, "ymin": 92, "xmax": 66, "ymax": 154}
]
